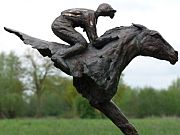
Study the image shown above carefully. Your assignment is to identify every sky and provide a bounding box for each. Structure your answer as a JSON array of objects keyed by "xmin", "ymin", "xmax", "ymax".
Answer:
[{"xmin": 0, "ymin": 0, "xmax": 180, "ymax": 89}]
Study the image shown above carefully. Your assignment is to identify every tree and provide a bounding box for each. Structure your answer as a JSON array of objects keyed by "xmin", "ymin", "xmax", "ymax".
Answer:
[
  {"xmin": 42, "ymin": 75, "xmax": 78, "ymax": 117},
  {"xmin": 113, "ymin": 75, "xmax": 139, "ymax": 117},
  {"xmin": 23, "ymin": 50, "xmax": 57, "ymax": 117},
  {"xmin": 0, "ymin": 52, "xmax": 25, "ymax": 118},
  {"xmin": 168, "ymin": 78, "xmax": 180, "ymax": 90}
]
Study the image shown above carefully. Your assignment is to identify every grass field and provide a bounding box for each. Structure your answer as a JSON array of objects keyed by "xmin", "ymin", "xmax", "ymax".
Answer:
[{"xmin": 0, "ymin": 117, "xmax": 180, "ymax": 135}]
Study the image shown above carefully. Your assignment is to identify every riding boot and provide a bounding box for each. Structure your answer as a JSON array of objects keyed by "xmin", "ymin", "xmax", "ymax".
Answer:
[
  {"xmin": 61, "ymin": 43, "xmax": 87, "ymax": 58},
  {"xmin": 51, "ymin": 54, "xmax": 69, "ymax": 74}
]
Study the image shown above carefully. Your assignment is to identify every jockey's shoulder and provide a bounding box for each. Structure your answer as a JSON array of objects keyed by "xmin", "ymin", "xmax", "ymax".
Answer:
[{"xmin": 62, "ymin": 8, "xmax": 95, "ymax": 16}]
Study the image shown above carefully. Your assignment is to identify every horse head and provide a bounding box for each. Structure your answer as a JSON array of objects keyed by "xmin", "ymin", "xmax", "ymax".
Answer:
[{"xmin": 135, "ymin": 24, "xmax": 178, "ymax": 64}]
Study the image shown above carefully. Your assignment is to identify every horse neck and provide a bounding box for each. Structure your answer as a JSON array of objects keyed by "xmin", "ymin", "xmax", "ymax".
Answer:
[
  {"xmin": 100, "ymin": 26, "xmax": 142, "ymax": 73},
  {"xmin": 118, "ymin": 33, "xmax": 141, "ymax": 72}
]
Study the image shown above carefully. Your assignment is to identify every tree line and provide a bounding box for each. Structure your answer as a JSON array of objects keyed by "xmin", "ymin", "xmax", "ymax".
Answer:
[{"xmin": 0, "ymin": 51, "xmax": 180, "ymax": 119}]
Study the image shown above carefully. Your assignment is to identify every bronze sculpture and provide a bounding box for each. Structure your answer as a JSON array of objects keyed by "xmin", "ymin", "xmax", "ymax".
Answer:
[{"xmin": 4, "ymin": 3, "xmax": 178, "ymax": 135}]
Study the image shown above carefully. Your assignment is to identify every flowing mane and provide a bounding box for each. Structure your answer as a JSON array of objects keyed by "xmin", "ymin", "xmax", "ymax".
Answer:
[{"xmin": 102, "ymin": 23, "xmax": 145, "ymax": 45}]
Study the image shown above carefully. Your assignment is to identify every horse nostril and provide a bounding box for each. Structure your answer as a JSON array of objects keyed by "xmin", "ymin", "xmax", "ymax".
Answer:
[{"xmin": 175, "ymin": 51, "xmax": 178, "ymax": 56}]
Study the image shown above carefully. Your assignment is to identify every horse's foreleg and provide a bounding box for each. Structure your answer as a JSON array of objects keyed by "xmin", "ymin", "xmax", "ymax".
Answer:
[{"xmin": 90, "ymin": 100, "xmax": 138, "ymax": 135}]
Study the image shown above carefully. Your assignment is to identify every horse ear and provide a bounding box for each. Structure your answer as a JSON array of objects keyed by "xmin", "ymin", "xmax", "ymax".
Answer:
[{"xmin": 132, "ymin": 23, "xmax": 147, "ymax": 30}]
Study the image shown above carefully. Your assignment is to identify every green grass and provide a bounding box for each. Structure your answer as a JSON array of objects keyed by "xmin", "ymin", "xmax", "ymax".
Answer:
[{"xmin": 0, "ymin": 117, "xmax": 180, "ymax": 135}]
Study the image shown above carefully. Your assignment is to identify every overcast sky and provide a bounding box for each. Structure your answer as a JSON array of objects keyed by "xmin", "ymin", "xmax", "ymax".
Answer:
[{"xmin": 0, "ymin": 0, "xmax": 180, "ymax": 89}]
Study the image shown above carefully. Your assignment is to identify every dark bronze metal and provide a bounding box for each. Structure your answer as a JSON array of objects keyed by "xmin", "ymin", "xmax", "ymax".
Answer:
[
  {"xmin": 51, "ymin": 3, "xmax": 116, "ymax": 59},
  {"xmin": 4, "ymin": 5, "xmax": 178, "ymax": 135}
]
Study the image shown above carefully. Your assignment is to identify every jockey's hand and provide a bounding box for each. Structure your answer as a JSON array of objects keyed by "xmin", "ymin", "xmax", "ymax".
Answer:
[
  {"xmin": 93, "ymin": 35, "xmax": 119, "ymax": 49},
  {"xmin": 110, "ymin": 35, "xmax": 119, "ymax": 41},
  {"xmin": 98, "ymin": 35, "xmax": 119, "ymax": 42}
]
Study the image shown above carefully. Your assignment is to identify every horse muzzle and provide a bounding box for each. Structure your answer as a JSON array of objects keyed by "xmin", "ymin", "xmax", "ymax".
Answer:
[{"xmin": 169, "ymin": 50, "xmax": 178, "ymax": 65}]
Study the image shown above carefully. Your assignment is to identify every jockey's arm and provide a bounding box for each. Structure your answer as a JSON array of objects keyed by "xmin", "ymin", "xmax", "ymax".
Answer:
[
  {"xmin": 85, "ymin": 25, "xmax": 98, "ymax": 43},
  {"xmin": 84, "ymin": 12, "xmax": 98, "ymax": 43},
  {"xmin": 62, "ymin": 9, "xmax": 83, "ymax": 16}
]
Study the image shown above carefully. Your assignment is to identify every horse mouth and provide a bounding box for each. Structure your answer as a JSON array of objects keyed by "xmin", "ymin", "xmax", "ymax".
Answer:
[{"xmin": 169, "ymin": 50, "xmax": 178, "ymax": 65}]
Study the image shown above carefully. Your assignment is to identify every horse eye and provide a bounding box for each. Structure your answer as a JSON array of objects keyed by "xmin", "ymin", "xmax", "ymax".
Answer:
[
  {"xmin": 152, "ymin": 33, "xmax": 167, "ymax": 44},
  {"xmin": 151, "ymin": 33, "xmax": 161, "ymax": 39},
  {"xmin": 153, "ymin": 34, "xmax": 160, "ymax": 38}
]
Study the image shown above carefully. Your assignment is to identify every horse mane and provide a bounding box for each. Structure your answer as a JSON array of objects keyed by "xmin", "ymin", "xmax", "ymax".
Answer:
[{"xmin": 101, "ymin": 23, "xmax": 146, "ymax": 46}]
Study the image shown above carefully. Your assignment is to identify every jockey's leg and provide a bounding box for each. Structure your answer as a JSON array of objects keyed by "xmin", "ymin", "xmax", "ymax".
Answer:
[
  {"xmin": 90, "ymin": 100, "xmax": 139, "ymax": 135},
  {"xmin": 60, "ymin": 28, "xmax": 88, "ymax": 58},
  {"xmin": 51, "ymin": 16, "xmax": 88, "ymax": 74},
  {"xmin": 51, "ymin": 54, "xmax": 70, "ymax": 74},
  {"xmin": 62, "ymin": 43, "xmax": 87, "ymax": 58},
  {"xmin": 51, "ymin": 28, "xmax": 87, "ymax": 58},
  {"xmin": 52, "ymin": 20, "xmax": 88, "ymax": 58}
]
